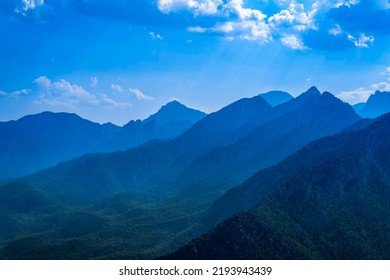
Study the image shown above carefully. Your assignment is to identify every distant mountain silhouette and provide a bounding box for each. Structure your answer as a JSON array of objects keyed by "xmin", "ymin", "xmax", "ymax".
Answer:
[
  {"xmin": 104, "ymin": 101, "xmax": 206, "ymax": 151},
  {"xmin": 167, "ymin": 113, "xmax": 390, "ymax": 259},
  {"xmin": 0, "ymin": 112, "xmax": 120, "ymax": 180},
  {"xmin": 259, "ymin": 90, "xmax": 293, "ymax": 106},
  {"xmin": 0, "ymin": 87, "xmax": 365, "ymax": 259},
  {"xmin": 7, "ymin": 95, "xmax": 273, "ymax": 205},
  {"xmin": 0, "ymin": 102, "xmax": 206, "ymax": 180},
  {"xmin": 352, "ymin": 102, "xmax": 365, "ymax": 112},
  {"xmin": 0, "ymin": 94, "xmax": 276, "ymax": 259},
  {"xmin": 353, "ymin": 90, "xmax": 390, "ymax": 118},
  {"xmin": 174, "ymin": 88, "xmax": 360, "ymax": 195}
]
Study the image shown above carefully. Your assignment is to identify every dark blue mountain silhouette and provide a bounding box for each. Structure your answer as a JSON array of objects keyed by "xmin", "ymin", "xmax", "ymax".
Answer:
[
  {"xmin": 0, "ymin": 102, "xmax": 206, "ymax": 180},
  {"xmin": 10, "ymin": 95, "xmax": 273, "ymax": 205},
  {"xmin": 259, "ymin": 90, "xmax": 293, "ymax": 106},
  {"xmin": 166, "ymin": 112, "xmax": 390, "ymax": 259},
  {"xmin": 0, "ymin": 87, "xmax": 364, "ymax": 259},
  {"xmin": 174, "ymin": 87, "xmax": 360, "ymax": 195},
  {"xmin": 0, "ymin": 112, "xmax": 120, "ymax": 180},
  {"xmin": 103, "ymin": 101, "xmax": 206, "ymax": 151},
  {"xmin": 353, "ymin": 90, "xmax": 390, "ymax": 118}
]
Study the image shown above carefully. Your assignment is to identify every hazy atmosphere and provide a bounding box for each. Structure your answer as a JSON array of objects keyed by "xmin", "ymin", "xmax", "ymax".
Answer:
[
  {"xmin": 1, "ymin": 0, "xmax": 389, "ymax": 124},
  {"xmin": 1, "ymin": 0, "xmax": 390, "ymax": 262}
]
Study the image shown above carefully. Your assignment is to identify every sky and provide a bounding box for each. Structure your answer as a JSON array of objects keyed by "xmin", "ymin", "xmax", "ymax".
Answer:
[{"xmin": 0, "ymin": 0, "xmax": 389, "ymax": 125}]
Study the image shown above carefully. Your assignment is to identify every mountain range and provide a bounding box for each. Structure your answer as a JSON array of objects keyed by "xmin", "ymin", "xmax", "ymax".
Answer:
[
  {"xmin": 0, "ymin": 101, "xmax": 206, "ymax": 180},
  {"xmin": 0, "ymin": 87, "xmax": 389, "ymax": 259},
  {"xmin": 353, "ymin": 90, "xmax": 390, "ymax": 118},
  {"xmin": 165, "ymin": 112, "xmax": 390, "ymax": 259},
  {"xmin": 259, "ymin": 90, "xmax": 293, "ymax": 106}
]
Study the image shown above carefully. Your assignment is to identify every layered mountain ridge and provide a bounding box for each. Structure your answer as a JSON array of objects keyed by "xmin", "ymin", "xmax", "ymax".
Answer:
[
  {"xmin": 0, "ymin": 101, "xmax": 206, "ymax": 180},
  {"xmin": 1, "ymin": 87, "xmax": 387, "ymax": 260},
  {"xmin": 165, "ymin": 113, "xmax": 390, "ymax": 259}
]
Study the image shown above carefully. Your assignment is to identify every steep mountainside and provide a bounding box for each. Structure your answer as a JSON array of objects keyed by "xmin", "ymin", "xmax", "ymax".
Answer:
[
  {"xmin": 0, "ymin": 88, "xmax": 364, "ymax": 259},
  {"xmin": 0, "ymin": 102, "xmax": 206, "ymax": 180},
  {"xmin": 167, "ymin": 113, "xmax": 390, "ymax": 259},
  {"xmin": 174, "ymin": 88, "xmax": 360, "ymax": 194},
  {"xmin": 259, "ymin": 90, "xmax": 293, "ymax": 106},
  {"xmin": 0, "ymin": 112, "xmax": 120, "ymax": 180},
  {"xmin": 104, "ymin": 101, "xmax": 206, "ymax": 151},
  {"xmin": 354, "ymin": 90, "xmax": 390, "ymax": 118},
  {"xmin": 7, "ymin": 95, "xmax": 274, "ymax": 205}
]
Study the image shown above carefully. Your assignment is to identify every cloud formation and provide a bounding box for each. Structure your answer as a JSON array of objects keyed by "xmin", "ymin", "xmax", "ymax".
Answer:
[
  {"xmin": 111, "ymin": 83, "xmax": 124, "ymax": 93},
  {"xmin": 35, "ymin": 76, "xmax": 99, "ymax": 105},
  {"xmin": 338, "ymin": 66, "xmax": 390, "ymax": 103},
  {"xmin": 0, "ymin": 88, "xmax": 30, "ymax": 96},
  {"xmin": 3, "ymin": 0, "xmax": 388, "ymax": 51},
  {"xmin": 149, "ymin": 32, "xmax": 164, "ymax": 40},
  {"xmin": 101, "ymin": 94, "xmax": 132, "ymax": 109},
  {"xmin": 347, "ymin": 33, "xmax": 375, "ymax": 48},
  {"xmin": 154, "ymin": 0, "xmax": 389, "ymax": 50},
  {"xmin": 34, "ymin": 76, "xmax": 134, "ymax": 109},
  {"xmin": 90, "ymin": 77, "xmax": 98, "ymax": 88},
  {"xmin": 281, "ymin": 34, "xmax": 306, "ymax": 49},
  {"xmin": 128, "ymin": 88, "xmax": 154, "ymax": 101},
  {"xmin": 14, "ymin": 0, "xmax": 44, "ymax": 15},
  {"xmin": 111, "ymin": 83, "xmax": 154, "ymax": 101},
  {"xmin": 158, "ymin": 0, "xmax": 223, "ymax": 15}
]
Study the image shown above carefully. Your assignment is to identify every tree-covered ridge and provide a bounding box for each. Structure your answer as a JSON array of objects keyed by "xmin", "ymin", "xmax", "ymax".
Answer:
[{"xmin": 166, "ymin": 113, "xmax": 390, "ymax": 259}]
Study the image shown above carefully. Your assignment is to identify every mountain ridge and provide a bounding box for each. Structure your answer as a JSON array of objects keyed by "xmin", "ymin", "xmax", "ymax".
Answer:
[
  {"xmin": 165, "ymin": 113, "xmax": 390, "ymax": 259},
  {"xmin": 0, "ymin": 101, "xmax": 206, "ymax": 180}
]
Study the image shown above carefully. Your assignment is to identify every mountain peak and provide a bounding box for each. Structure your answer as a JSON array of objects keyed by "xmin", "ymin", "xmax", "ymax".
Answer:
[
  {"xmin": 144, "ymin": 101, "xmax": 206, "ymax": 125},
  {"xmin": 369, "ymin": 90, "xmax": 390, "ymax": 100},
  {"xmin": 165, "ymin": 100, "xmax": 184, "ymax": 107},
  {"xmin": 259, "ymin": 91, "xmax": 293, "ymax": 106},
  {"xmin": 355, "ymin": 90, "xmax": 390, "ymax": 118},
  {"xmin": 304, "ymin": 86, "xmax": 321, "ymax": 96}
]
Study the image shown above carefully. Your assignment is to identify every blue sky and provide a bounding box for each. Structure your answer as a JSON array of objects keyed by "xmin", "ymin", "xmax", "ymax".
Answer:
[{"xmin": 1, "ymin": 0, "xmax": 389, "ymax": 125}]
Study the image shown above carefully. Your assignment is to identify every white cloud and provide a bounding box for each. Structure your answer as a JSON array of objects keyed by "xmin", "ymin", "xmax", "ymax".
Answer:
[
  {"xmin": 101, "ymin": 94, "xmax": 133, "ymax": 108},
  {"xmin": 156, "ymin": 0, "xmax": 370, "ymax": 50},
  {"xmin": 187, "ymin": 26, "xmax": 207, "ymax": 33},
  {"xmin": 370, "ymin": 82, "xmax": 390, "ymax": 92},
  {"xmin": 111, "ymin": 83, "xmax": 124, "ymax": 93},
  {"xmin": 53, "ymin": 79, "xmax": 98, "ymax": 103},
  {"xmin": 128, "ymin": 88, "xmax": 154, "ymax": 101},
  {"xmin": 35, "ymin": 75, "xmax": 51, "ymax": 88},
  {"xmin": 170, "ymin": 96, "xmax": 181, "ymax": 102},
  {"xmin": 161, "ymin": 0, "xmax": 271, "ymax": 44},
  {"xmin": 281, "ymin": 34, "xmax": 306, "ymax": 50},
  {"xmin": 110, "ymin": 82, "xmax": 154, "ymax": 101},
  {"xmin": 337, "ymin": 88, "xmax": 373, "ymax": 104},
  {"xmin": 329, "ymin": 24, "xmax": 343, "ymax": 36},
  {"xmin": 385, "ymin": 67, "xmax": 390, "ymax": 77},
  {"xmin": 35, "ymin": 98, "xmax": 78, "ymax": 109},
  {"xmin": 157, "ymin": 0, "xmax": 223, "ymax": 15},
  {"xmin": 15, "ymin": 0, "xmax": 44, "ymax": 15},
  {"xmin": 10, "ymin": 89, "xmax": 30, "ymax": 95},
  {"xmin": 334, "ymin": 0, "xmax": 360, "ymax": 8},
  {"xmin": 226, "ymin": 0, "xmax": 266, "ymax": 21},
  {"xmin": 337, "ymin": 67, "xmax": 390, "ymax": 103},
  {"xmin": 212, "ymin": 22, "xmax": 235, "ymax": 33},
  {"xmin": 149, "ymin": 32, "xmax": 164, "ymax": 40},
  {"xmin": 205, "ymin": 20, "xmax": 271, "ymax": 43},
  {"xmin": 35, "ymin": 76, "xmax": 99, "ymax": 105},
  {"xmin": 90, "ymin": 77, "xmax": 98, "ymax": 88},
  {"xmin": 0, "ymin": 88, "xmax": 30, "ymax": 96},
  {"xmin": 347, "ymin": 33, "xmax": 375, "ymax": 48},
  {"xmin": 269, "ymin": 2, "xmax": 317, "ymax": 32}
]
